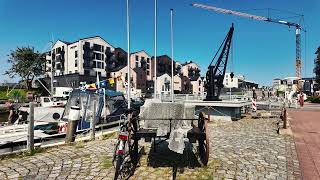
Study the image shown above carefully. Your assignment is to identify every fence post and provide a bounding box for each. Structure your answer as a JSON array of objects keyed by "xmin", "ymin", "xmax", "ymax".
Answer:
[
  {"xmin": 91, "ymin": 101, "xmax": 96, "ymax": 140},
  {"xmin": 27, "ymin": 102, "xmax": 34, "ymax": 152}
]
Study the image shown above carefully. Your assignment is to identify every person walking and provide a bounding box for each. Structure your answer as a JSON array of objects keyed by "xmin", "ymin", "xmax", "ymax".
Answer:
[
  {"xmin": 5, "ymin": 100, "xmax": 18, "ymax": 125},
  {"xmin": 298, "ymin": 91, "xmax": 305, "ymax": 108}
]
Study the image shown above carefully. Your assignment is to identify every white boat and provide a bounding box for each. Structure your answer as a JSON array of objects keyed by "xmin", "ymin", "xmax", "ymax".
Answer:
[{"xmin": 38, "ymin": 96, "xmax": 67, "ymax": 108}]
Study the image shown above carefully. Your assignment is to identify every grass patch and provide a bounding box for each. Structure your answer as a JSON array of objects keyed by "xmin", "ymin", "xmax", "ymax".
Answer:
[
  {"xmin": 101, "ymin": 132, "xmax": 117, "ymax": 140},
  {"xmin": 101, "ymin": 156, "xmax": 113, "ymax": 169},
  {"xmin": 74, "ymin": 141, "xmax": 85, "ymax": 149},
  {"xmin": 24, "ymin": 148, "xmax": 45, "ymax": 156},
  {"xmin": 1, "ymin": 147, "xmax": 45, "ymax": 160}
]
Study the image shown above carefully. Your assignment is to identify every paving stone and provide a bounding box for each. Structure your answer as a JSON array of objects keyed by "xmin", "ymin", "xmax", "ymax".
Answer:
[{"xmin": 0, "ymin": 117, "xmax": 302, "ymax": 179}]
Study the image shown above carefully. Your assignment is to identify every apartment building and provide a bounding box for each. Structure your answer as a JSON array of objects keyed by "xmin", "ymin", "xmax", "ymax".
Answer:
[
  {"xmin": 130, "ymin": 51, "xmax": 153, "ymax": 81},
  {"xmin": 173, "ymin": 75, "xmax": 182, "ymax": 93},
  {"xmin": 181, "ymin": 61, "xmax": 200, "ymax": 79},
  {"xmin": 109, "ymin": 66, "xmax": 137, "ymax": 93},
  {"xmin": 190, "ymin": 76, "xmax": 206, "ymax": 95},
  {"xmin": 45, "ymin": 36, "xmax": 115, "ymax": 88},
  {"xmin": 153, "ymin": 55, "xmax": 174, "ymax": 77},
  {"xmin": 43, "ymin": 35, "xmax": 207, "ymax": 96},
  {"xmin": 157, "ymin": 73, "xmax": 172, "ymax": 95}
]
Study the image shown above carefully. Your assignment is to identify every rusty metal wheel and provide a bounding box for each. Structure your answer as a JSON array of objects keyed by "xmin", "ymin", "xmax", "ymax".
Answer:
[{"xmin": 198, "ymin": 112, "xmax": 209, "ymax": 165}]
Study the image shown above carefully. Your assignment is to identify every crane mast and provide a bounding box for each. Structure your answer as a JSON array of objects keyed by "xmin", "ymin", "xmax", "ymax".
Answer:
[{"xmin": 192, "ymin": 3, "xmax": 302, "ymax": 79}]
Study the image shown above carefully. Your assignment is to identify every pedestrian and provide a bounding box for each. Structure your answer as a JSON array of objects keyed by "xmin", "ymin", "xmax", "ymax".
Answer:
[
  {"xmin": 5, "ymin": 100, "xmax": 18, "ymax": 125},
  {"xmin": 298, "ymin": 91, "xmax": 305, "ymax": 108}
]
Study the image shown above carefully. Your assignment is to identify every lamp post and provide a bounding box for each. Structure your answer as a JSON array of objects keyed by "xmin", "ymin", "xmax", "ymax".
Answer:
[
  {"xmin": 154, "ymin": 0, "xmax": 158, "ymax": 98},
  {"xmin": 50, "ymin": 41, "xmax": 54, "ymax": 96},
  {"xmin": 170, "ymin": 9, "xmax": 174, "ymax": 102},
  {"xmin": 126, "ymin": 0, "xmax": 131, "ymax": 108}
]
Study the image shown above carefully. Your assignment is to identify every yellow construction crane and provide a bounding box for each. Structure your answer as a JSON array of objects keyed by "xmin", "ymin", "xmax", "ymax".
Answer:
[{"xmin": 191, "ymin": 3, "xmax": 304, "ymax": 86}]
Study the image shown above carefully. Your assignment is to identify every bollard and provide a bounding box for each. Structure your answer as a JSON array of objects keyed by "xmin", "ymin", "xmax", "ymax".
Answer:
[
  {"xmin": 283, "ymin": 108, "xmax": 287, "ymax": 129},
  {"xmin": 90, "ymin": 101, "xmax": 96, "ymax": 140},
  {"xmin": 27, "ymin": 102, "xmax": 34, "ymax": 152},
  {"xmin": 207, "ymin": 106, "xmax": 211, "ymax": 122},
  {"xmin": 65, "ymin": 106, "xmax": 80, "ymax": 143}
]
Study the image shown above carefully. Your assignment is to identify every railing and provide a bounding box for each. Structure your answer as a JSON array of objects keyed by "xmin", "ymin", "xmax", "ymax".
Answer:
[{"xmin": 155, "ymin": 93, "xmax": 249, "ymax": 102}]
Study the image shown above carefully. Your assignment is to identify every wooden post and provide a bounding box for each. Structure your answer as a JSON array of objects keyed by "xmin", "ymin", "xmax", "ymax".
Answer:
[
  {"xmin": 91, "ymin": 101, "xmax": 96, "ymax": 140},
  {"xmin": 65, "ymin": 120, "xmax": 78, "ymax": 143},
  {"xmin": 283, "ymin": 108, "xmax": 287, "ymax": 129},
  {"xmin": 27, "ymin": 102, "xmax": 34, "ymax": 151},
  {"xmin": 65, "ymin": 106, "xmax": 80, "ymax": 143},
  {"xmin": 207, "ymin": 106, "xmax": 211, "ymax": 122}
]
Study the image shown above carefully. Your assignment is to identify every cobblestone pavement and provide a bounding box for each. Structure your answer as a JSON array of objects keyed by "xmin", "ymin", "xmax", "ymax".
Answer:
[
  {"xmin": 0, "ymin": 138, "xmax": 117, "ymax": 180},
  {"xmin": 0, "ymin": 118, "xmax": 301, "ymax": 180}
]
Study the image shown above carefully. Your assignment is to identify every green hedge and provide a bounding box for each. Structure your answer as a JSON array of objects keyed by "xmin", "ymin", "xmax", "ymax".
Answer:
[
  {"xmin": 0, "ymin": 89, "xmax": 27, "ymax": 101},
  {"xmin": 306, "ymin": 96, "xmax": 320, "ymax": 103}
]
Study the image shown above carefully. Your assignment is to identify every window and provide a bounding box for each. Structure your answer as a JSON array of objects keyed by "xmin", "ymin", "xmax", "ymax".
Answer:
[
  {"xmin": 147, "ymin": 70, "xmax": 150, "ymax": 75},
  {"xmin": 135, "ymin": 55, "xmax": 139, "ymax": 61},
  {"xmin": 97, "ymin": 61, "xmax": 102, "ymax": 69},
  {"xmin": 93, "ymin": 44, "xmax": 102, "ymax": 52},
  {"xmin": 136, "ymin": 62, "xmax": 139, "ymax": 68},
  {"xmin": 75, "ymin": 70, "xmax": 78, "ymax": 73},
  {"xmin": 199, "ymin": 80, "xmax": 201, "ymax": 86},
  {"xmin": 141, "ymin": 57, "xmax": 145, "ymax": 62},
  {"xmin": 75, "ymin": 60, "xmax": 78, "ymax": 67},
  {"xmin": 94, "ymin": 53, "xmax": 102, "ymax": 60},
  {"xmin": 75, "ymin": 51, "xmax": 78, "ymax": 58},
  {"xmin": 147, "ymin": 58, "xmax": 150, "ymax": 63},
  {"xmin": 44, "ymin": 98, "xmax": 50, "ymax": 102},
  {"xmin": 57, "ymin": 47, "xmax": 61, "ymax": 53},
  {"xmin": 147, "ymin": 64, "xmax": 150, "ymax": 69},
  {"xmin": 84, "ymin": 42, "xmax": 90, "ymax": 48}
]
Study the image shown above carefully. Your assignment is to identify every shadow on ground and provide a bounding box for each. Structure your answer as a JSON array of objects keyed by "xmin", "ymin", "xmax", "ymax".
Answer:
[
  {"xmin": 116, "ymin": 146, "xmax": 145, "ymax": 180},
  {"xmin": 147, "ymin": 140, "xmax": 202, "ymax": 179}
]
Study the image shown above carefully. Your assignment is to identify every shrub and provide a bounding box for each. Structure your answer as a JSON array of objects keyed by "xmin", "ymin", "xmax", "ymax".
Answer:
[{"xmin": 306, "ymin": 96, "xmax": 320, "ymax": 103}]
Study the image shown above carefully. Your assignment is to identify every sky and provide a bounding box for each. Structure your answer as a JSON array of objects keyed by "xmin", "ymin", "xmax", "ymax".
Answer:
[{"xmin": 0, "ymin": 0, "xmax": 319, "ymax": 86}]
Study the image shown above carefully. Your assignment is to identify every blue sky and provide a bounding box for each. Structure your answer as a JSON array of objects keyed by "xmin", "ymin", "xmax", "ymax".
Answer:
[{"xmin": 0, "ymin": 0, "xmax": 319, "ymax": 85}]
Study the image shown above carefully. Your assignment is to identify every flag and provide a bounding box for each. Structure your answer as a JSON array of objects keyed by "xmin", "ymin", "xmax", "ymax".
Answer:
[
  {"xmin": 88, "ymin": 83, "xmax": 97, "ymax": 90},
  {"xmin": 100, "ymin": 80, "xmax": 107, "ymax": 88}
]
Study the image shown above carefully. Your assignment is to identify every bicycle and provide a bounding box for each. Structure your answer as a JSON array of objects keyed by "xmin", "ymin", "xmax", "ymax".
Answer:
[{"xmin": 112, "ymin": 109, "xmax": 138, "ymax": 180}]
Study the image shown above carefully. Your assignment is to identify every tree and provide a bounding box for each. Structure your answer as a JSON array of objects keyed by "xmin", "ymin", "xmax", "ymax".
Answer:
[
  {"xmin": 4, "ymin": 47, "xmax": 45, "ymax": 90},
  {"xmin": 314, "ymin": 47, "xmax": 320, "ymax": 86}
]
